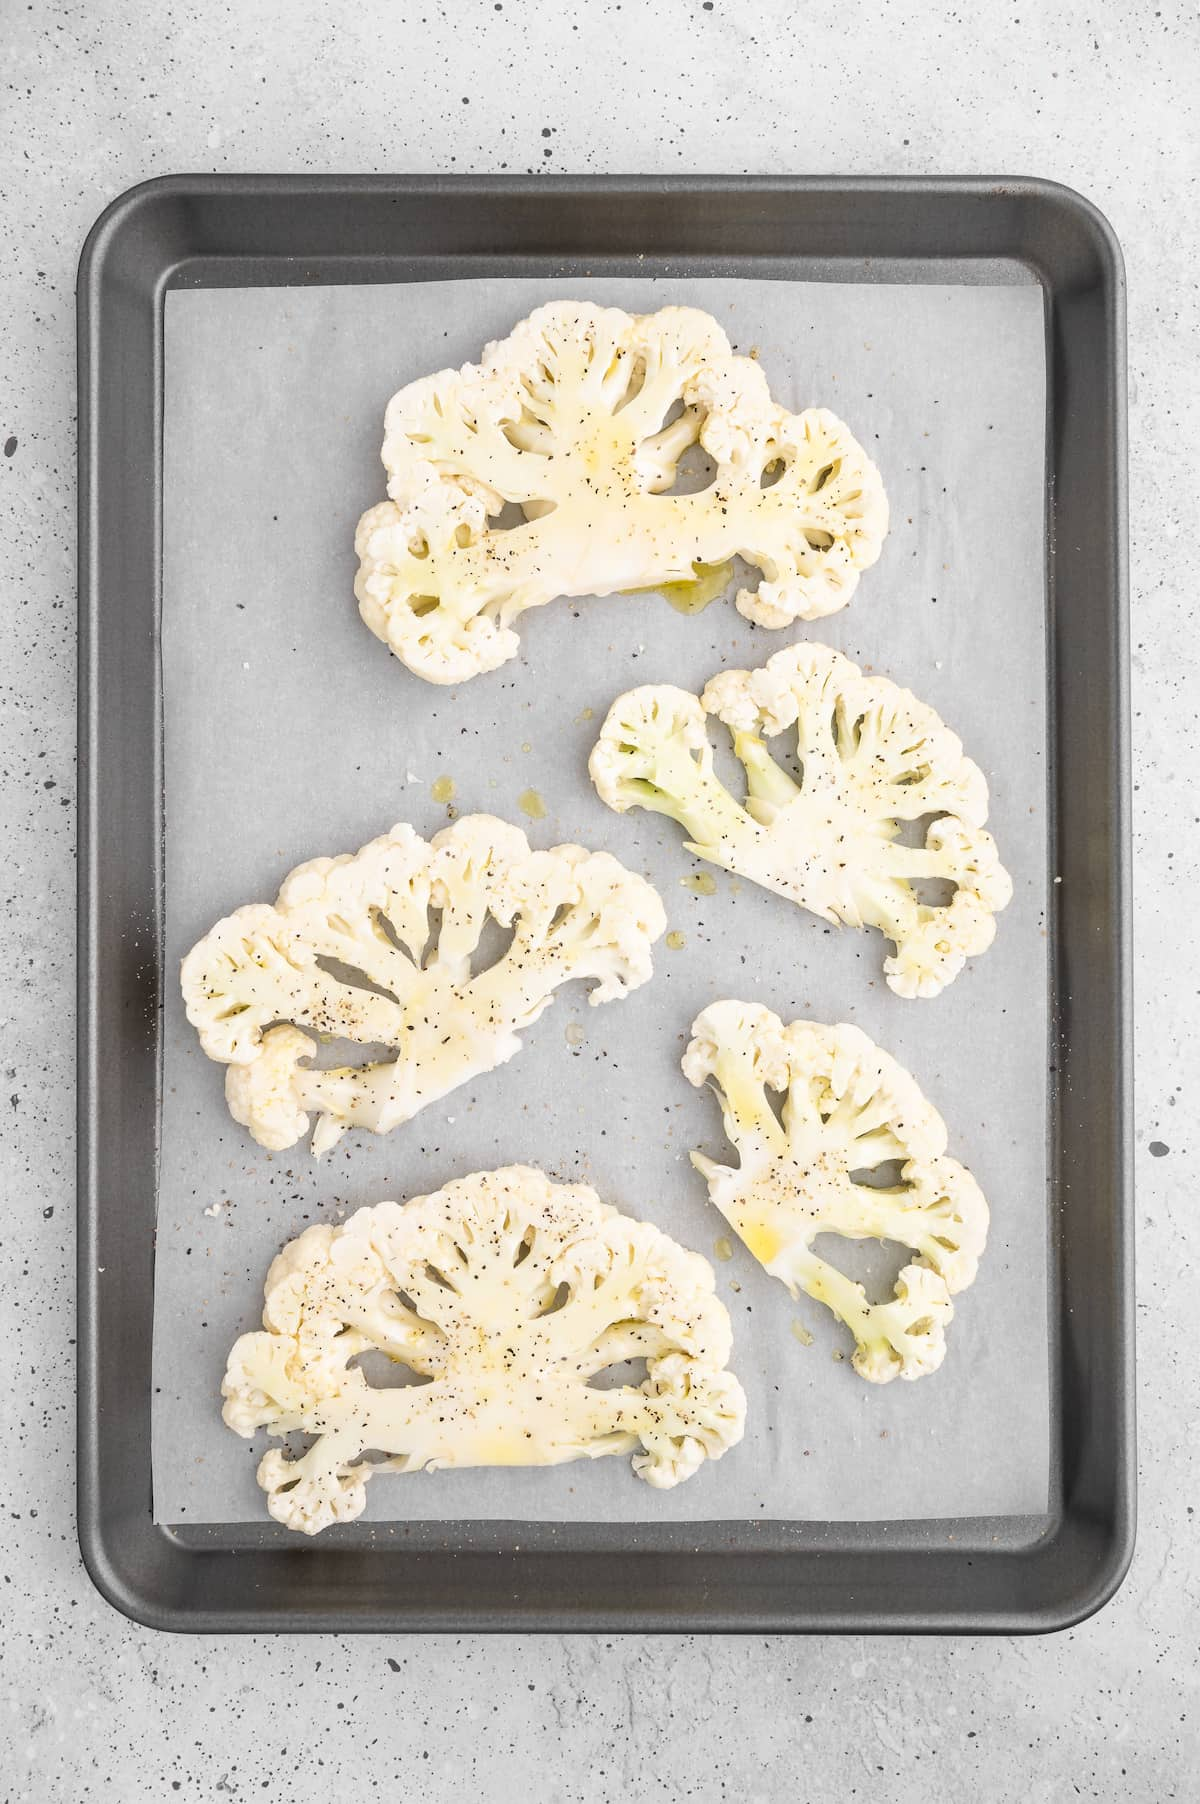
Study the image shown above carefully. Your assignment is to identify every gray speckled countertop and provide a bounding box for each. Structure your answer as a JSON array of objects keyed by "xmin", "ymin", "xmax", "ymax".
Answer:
[{"xmin": 1, "ymin": 3, "xmax": 1195, "ymax": 1798}]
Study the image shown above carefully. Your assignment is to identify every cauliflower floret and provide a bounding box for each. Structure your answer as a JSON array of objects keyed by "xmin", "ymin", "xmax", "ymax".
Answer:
[
  {"xmin": 355, "ymin": 302, "xmax": 888, "ymax": 683},
  {"xmin": 225, "ymin": 1024, "xmax": 318, "ymax": 1153},
  {"xmin": 590, "ymin": 642, "xmax": 1011, "ymax": 998},
  {"xmin": 182, "ymin": 814, "xmax": 666, "ymax": 1155},
  {"xmin": 221, "ymin": 1166, "xmax": 747, "ymax": 1532},
  {"xmin": 683, "ymin": 1001, "xmax": 989, "ymax": 1382}
]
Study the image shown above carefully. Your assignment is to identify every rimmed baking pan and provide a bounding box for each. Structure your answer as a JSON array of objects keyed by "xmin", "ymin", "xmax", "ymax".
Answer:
[{"xmin": 78, "ymin": 175, "xmax": 1132, "ymax": 1633}]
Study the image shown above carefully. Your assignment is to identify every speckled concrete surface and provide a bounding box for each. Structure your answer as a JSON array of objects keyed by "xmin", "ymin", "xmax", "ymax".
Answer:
[{"xmin": 0, "ymin": 2, "xmax": 1195, "ymax": 1798}]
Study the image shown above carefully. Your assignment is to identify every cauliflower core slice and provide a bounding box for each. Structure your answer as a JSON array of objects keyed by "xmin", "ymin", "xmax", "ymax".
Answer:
[
  {"xmin": 181, "ymin": 815, "xmax": 666, "ymax": 1155},
  {"xmin": 355, "ymin": 301, "xmax": 888, "ymax": 683},
  {"xmin": 590, "ymin": 642, "xmax": 1012, "ymax": 999},
  {"xmin": 222, "ymin": 1165, "xmax": 747, "ymax": 1532},
  {"xmin": 684, "ymin": 1001, "xmax": 988, "ymax": 1382}
]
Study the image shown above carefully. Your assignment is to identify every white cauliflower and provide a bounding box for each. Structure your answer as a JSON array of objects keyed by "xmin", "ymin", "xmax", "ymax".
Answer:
[
  {"xmin": 181, "ymin": 815, "xmax": 665, "ymax": 1155},
  {"xmin": 590, "ymin": 641, "xmax": 1011, "ymax": 998},
  {"xmin": 222, "ymin": 1165, "xmax": 747, "ymax": 1532},
  {"xmin": 684, "ymin": 1001, "xmax": 989, "ymax": 1382},
  {"xmin": 355, "ymin": 301, "xmax": 888, "ymax": 683}
]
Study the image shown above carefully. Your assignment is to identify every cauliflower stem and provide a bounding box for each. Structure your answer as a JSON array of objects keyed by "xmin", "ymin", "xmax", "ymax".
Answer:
[
  {"xmin": 222, "ymin": 1166, "xmax": 746, "ymax": 1532},
  {"xmin": 684, "ymin": 1000, "xmax": 989, "ymax": 1382}
]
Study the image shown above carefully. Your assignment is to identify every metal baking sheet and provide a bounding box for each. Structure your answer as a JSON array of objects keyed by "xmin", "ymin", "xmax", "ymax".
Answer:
[
  {"xmin": 78, "ymin": 177, "xmax": 1132, "ymax": 1632},
  {"xmin": 153, "ymin": 273, "xmax": 1050, "ymax": 1529}
]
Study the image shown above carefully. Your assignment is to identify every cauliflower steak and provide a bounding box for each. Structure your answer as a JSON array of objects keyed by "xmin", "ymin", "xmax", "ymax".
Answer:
[
  {"xmin": 355, "ymin": 301, "xmax": 888, "ymax": 682},
  {"xmin": 222, "ymin": 1166, "xmax": 747, "ymax": 1532},
  {"xmin": 684, "ymin": 1001, "xmax": 989, "ymax": 1381},
  {"xmin": 590, "ymin": 642, "xmax": 1011, "ymax": 998},
  {"xmin": 182, "ymin": 815, "xmax": 666, "ymax": 1155}
]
